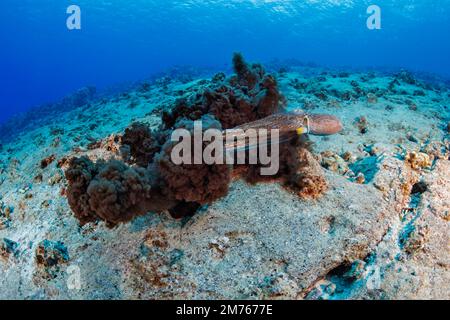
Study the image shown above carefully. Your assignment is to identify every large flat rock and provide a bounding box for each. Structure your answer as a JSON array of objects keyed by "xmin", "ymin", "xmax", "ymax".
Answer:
[{"xmin": 121, "ymin": 171, "xmax": 394, "ymax": 299}]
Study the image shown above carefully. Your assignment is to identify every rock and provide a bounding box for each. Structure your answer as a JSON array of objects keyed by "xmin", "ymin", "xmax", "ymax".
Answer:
[
  {"xmin": 409, "ymin": 103, "xmax": 418, "ymax": 111},
  {"xmin": 355, "ymin": 116, "xmax": 368, "ymax": 134},
  {"xmin": 343, "ymin": 260, "xmax": 366, "ymax": 281},
  {"xmin": 327, "ymin": 99, "xmax": 341, "ymax": 108},
  {"xmin": 396, "ymin": 70, "xmax": 417, "ymax": 85},
  {"xmin": 87, "ymin": 140, "xmax": 102, "ymax": 150},
  {"xmin": 102, "ymin": 134, "xmax": 121, "ymax": 153},
  {"xmin": 314, "ymin": 91, "xmax": 328, "ymax": 101},
  {"xmin": 320, "ymin": 151, "xmax": 349, "ymax": 175},
  {"xmin": 339, "ymin": 158, "xmax": 450, "ymax": 299},
  {"xmin": 0, "ymin": 239, "xmax": 19, "ymax": 261},
  {"xmin": 405, "ymin": 152, "xmax": 432, "ymax": 170},
  {"xmin": 293, "ymin": 149, "xmax": 328, "ymax": 199},
  {"xmin": 18, "ymin": 186, "xmax": 30, "ymax": 194},
  {"xmin": 349, "ymin": 156, "xmax": 380, "ymax": 183},
  {"xmin": 422, "ymin": 141, "xmax": 448, "ymax": 160},
  {"xmin": 51, "ymin": 137, "xmax": 61, "ymax": 148},
  {"xmin": 56, "ymin": 157, "xmax": 69, "ymax": 168},
  {"xmin": 212, "ymin": 72, "xmax": 226, "ymax": 83},
  {"xmin": 400, "ymin": 225, "xmax": 429, "ymax": 255},
  {"xmin": 373, "ymin": 157, "xmax": 416, "ymax": 200},
  {"xmin": 41, "ymin": 200, "xmax": 51, "ymax": 208},
  {"xmin": 0, "ymin": 217, "xmax": 9, "ymax": 230},
  {"xmin": 138, "ymin": 173, "xmax": 394, "ymax": 299},
  {"xmin": 362, "ymin": 144, "xmax": 384, "ymax": 157},
  {"xmin": 406, "ymin": 133, "xmax": 419, "ymax": 143},
  {"xmin": 305, "ymin": 280, "xmax": 336, "ymax": 300},
  {"xmin": 33, "ymin": 174, "xmax": 43, "ymax": 183},
  {"xmin": 259, "ymin": 272, "xmax": 300, "ymax": 299}
]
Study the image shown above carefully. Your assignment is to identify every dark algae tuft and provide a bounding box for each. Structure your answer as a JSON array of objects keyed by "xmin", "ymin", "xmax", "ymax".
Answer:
[{"xmin": 65, "ymin": 54, "xmax": 332, "ymax": 227}]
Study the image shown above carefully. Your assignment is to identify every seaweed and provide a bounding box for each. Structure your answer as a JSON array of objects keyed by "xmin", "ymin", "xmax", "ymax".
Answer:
[
  {"xmin": 162, "ymin": 52, "xmax": 284, "ymax": 130},
  {"xmin": 40, "ymin": 154, "xmax": 56, "ymax": 169},
  {"xmin": 65, "ymin": 54, "xmax": 325, "ymax": 227},
  {"xmin": 121, "ymin": 123, "xmax": 164, "ymax": 167}
]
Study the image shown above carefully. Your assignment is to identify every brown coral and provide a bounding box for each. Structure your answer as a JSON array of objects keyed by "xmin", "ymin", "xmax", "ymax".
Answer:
[
  {"xmin": 40, "ymin": 154, "xmax": 56, "ymax": 169},
  {"xmin": 289, "ymin": 147, "xmax": 328, "ymax": 199},
  {"xmin": 65, "ymin": 117, "xmax": 232, "ymax": 226},
  {"xmin": 121, "ymin": 123, "xmax": 164, "ymax": 167},
  {"xmin": 65, "ymin": 157, "xmax": 98, "ymax": 225},
  {"xmin": 405, "ymin": 151, "xmax": 432, "ymax": 170},
  {"xmin": 64, "ymin": 54, "xmax": 331, "ymax": 228},
  {"xmin": 157, "ymin": 144, "xmax": 231, "ymax": 205},
  {"xmin": 65, "ymin": 157, "xmax": 177, "ymax": 227}
]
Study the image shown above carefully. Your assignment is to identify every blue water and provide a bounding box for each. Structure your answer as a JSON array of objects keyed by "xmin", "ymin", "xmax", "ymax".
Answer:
[{"xmin": 1, "ymin": 0, "xmax": 449, "ymax": 126}]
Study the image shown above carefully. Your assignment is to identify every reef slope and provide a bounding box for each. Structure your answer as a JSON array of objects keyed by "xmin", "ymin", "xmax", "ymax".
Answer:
[{"xmin": 0, "ymin": 65, "xmax": 449, "ymax": 299}]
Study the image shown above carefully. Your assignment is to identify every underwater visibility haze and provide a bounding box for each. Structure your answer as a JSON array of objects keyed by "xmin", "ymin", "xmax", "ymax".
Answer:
[
  {"xmin": 1, "ymin": 0, "xmax": 450, "ymax": 125},
  {"xmin": 0, "ymin": 0, "xmax": 449, "ymax": 301}
]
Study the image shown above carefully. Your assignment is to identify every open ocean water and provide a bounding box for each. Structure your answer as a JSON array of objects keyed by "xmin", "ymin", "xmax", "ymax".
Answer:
[{"xmin": 0, "ymin": 0, "xmax": 449, "ymax": 126}]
